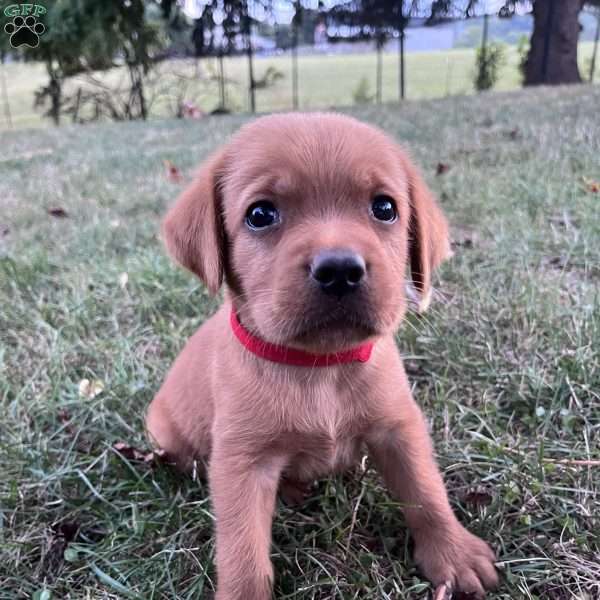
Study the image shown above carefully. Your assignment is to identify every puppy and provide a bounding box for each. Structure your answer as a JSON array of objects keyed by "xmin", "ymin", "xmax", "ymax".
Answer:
[{"xmin": 146, "ymin": 113, "xmax": 498, "ymax": 599}]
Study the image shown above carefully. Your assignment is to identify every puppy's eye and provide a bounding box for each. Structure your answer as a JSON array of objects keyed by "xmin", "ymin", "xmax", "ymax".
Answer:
[
  {"xmin": 245, "ymin": 201, "xmax": 280, "ymax": 230},
  {"xmin": 371, "ymin": 195, "xmax": 397, "ymax": 223}
]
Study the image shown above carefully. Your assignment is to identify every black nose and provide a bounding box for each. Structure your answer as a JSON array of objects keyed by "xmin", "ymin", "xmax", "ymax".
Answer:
[{"xmin": 310, "ymin": 249, "xmax": 366, "ymax": 298}]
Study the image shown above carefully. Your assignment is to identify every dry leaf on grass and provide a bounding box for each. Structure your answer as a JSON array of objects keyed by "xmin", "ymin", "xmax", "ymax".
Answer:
[
  {"xmin": 51, "ymin": 520, "xmax": 79, "ymax": 542},
  {"xmin": 436, "ymin": 162, "xmax": 451, "ymax": 176},
  {"xmin": 452, "ymin": 238, "xmax": 473, "ymax": 250},
  {"xmin": 582, "ymin": 176, "xmax": 599, "ymax": 193},
  {"xmin": 47, "ymin": 207, "xmax": 69, "ymax": 218},
  {"xmin": 464, "ymin": 488, "xmax": 493, "ymax": 507},
  {"xmin": 57, "ymin": 408, "xmax": 76, "ymax": 435},
  {"xmin": 164, "ymin": 159, "xmax": 183, "ymax": 183},
  {"xmin": 78, "ymin": 378, "xmax": 104, "ymax": 399},
  {"xmin": 506, "ymin": 127, "xmax": 521, "ymax": 140},
  {"xmin": 181, "ymin": 101, "xmax": 204, "ymax": 119},
  {"xmin": 113, "ymin": 441, "xmax": 165, "ymax": 465}
]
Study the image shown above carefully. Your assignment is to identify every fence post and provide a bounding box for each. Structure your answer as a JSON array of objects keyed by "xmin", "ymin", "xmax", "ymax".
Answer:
[
  {"xmin": 398, "ymin": 3, "xmax": 406, "ymax": 102},
  {"xmin": 376, "ymin": 35, "xmax": 383, "ymax": 104},
  {"xmin": 399, "ymin": 29, "xmax": 405, "ymax": 100},
  {"xmin": 292, "ymin": 15, "xmax": 299, "ymax": 109},
  {"xmin": 481, "ymin": 13, "xmax": 489, "ymax": 66},
  {"xmin": 445, "ymin": 56, "xmax": 453, "ymax": 96},
  {"xmin": 245, "ymin": 15, "xmax": 256, "ymax": 113},
  {"xmin": 218, "ymin": 50, "xmax": 226, "ymax": 109},
  {"xmin": 590, "ymin": 9, "xmax": 600, "ymax": 83}
]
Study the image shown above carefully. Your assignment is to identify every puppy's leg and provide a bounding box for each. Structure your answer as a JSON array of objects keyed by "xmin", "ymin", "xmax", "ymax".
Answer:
[
  {"xmin": 210, "ymin": 438, "xmax": 286, "ymax": 600},
  {"xmin": 367, "ymin": 395, "xmax": 498, "ymax": 598}
]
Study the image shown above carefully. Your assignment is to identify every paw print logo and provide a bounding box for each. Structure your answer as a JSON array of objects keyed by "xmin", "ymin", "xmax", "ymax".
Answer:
[{"xmin": 4, "ymin": 15, "xmax": 45, "ymax": 48}]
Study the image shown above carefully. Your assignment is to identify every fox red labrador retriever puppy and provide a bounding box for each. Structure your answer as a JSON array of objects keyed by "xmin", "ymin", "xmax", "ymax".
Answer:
[{"xmin": 146, "ymin": 113, "xmax": 498, "ymax": 599}]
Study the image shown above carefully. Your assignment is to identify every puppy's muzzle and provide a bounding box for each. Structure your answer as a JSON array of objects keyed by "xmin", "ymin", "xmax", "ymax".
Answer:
[{"xmin": 310, "ymin": 249, "xmax": 366, "ymax": 299}]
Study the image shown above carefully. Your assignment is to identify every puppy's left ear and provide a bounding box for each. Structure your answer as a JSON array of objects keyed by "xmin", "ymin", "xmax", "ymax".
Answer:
[
  {"xmin": 401, "ymin": 153, "xmax": 452, "ymax": 313},
  {"xmin": 162, "ymin": 149, "xmax": 227, "ymax": 295}
]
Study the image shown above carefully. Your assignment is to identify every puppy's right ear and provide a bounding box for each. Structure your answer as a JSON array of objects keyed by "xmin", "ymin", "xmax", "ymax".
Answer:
[
  {"xmin": 162, "ymin": 150, "xmax": 226, "ymax": 295},
  {"xmin": 400, "ymin": 153, "xmax": 452, "ymax": 313}
]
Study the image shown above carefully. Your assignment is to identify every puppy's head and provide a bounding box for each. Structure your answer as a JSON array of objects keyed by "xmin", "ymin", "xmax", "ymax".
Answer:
[{"xmin": 163, "ymin": 113, "xmax": 451, "ymax": 352}]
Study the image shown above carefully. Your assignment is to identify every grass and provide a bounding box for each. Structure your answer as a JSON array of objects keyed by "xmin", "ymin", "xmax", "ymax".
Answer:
[
  {"xmin": 2, "ymin": 41, "xmax": 599, "ymax": 130},
  {"xmin": 1, "ymin": 84, "xmax": 599, "ymax": 599}
]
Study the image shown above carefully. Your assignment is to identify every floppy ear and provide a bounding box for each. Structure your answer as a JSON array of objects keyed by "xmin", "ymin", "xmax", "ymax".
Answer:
[
  {"xmin": 402, "ymin": 155, "xmax": 452, "ymax": 313},
  {"xmin": 162, "ymin": 150, "xmax": 226, "ymax": 295}
]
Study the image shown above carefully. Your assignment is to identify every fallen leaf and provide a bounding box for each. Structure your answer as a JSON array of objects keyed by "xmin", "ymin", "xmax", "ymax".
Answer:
[
  {"xmin": 57, "ymin": 408, "xmax": 70, "ymax": 423},
  {"xmin": 57, "ymin": 408, "xmax": 75, "ymax": 435},
  {"xmin": 0, "ymin": 224, "xmax": 9, "ymax": 236},
  {"xmin": 403, "ymin": 359, "xmax": 426, "ymax": 377},
  {"xmin": 181, "ymin": 101, "xmax": 204, "ymax": 119},
  {"xmin": 113, "ymin": 441, "xmax": 146, "ymax": 461},
  {"xmin": 51, "ymin": 520, "xmax": 79, "ymax": 542},
  {"xmin": 145, "ymin": 448, "xmax": 166, "ymax": 464},
  {"xmin": 119, "ymin": 272, "xmax": 128, "ymax": 289},
  {"xmin": 464, "ymin": 488, "xmax": 493, "ymax": 507},
  {"xmin": 164, "ymin": 160, "xmax": 183, "ymax": 183},
  {"xmin": 436, "ymin": 162, "xmax": 451, "ymax": 176},
  {"xmin": 582, "ymin": 176, "xmax": 599, "ymax": 193},
  {"xmin": 41, "ymin": 520, "xmax": 80, "ymax": 577},
  {"xmin": 506, "ymin": 127, "xmax": 521, "ymax": 140},
  {"xmin": 78, "ymin": 378, "xmax": 104, "ymax": 399},
  {"xmin": 47, "ymin": 207, "xmax": 69, "ymax": 218},
  {"xmin": 452, "ymin": 238, "xmax": 473, "ymax": 250},
  {"xmin": 113, "ymin": 442, "xmax": 166, "ymax": 465}
]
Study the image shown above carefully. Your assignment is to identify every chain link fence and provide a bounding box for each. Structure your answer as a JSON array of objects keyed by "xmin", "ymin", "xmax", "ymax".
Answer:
[{"xmin": 1, "ymin": 11, "xmax": 599, "ymax": 129}]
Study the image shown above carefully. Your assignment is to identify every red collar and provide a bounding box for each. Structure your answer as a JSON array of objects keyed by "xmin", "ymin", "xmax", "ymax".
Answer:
[{"xmin": 230, "ymin": 309, "xmax": 374, "ymax": 367}]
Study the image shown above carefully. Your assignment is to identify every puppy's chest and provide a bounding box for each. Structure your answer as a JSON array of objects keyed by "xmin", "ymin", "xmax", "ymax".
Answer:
[
  {"xmin": 284, "ymin": 431, "xmax": 364, "ymax": 481},
  {"xmin": 279, "ymin": 389, "xmax": 366, "ymax": 480}
]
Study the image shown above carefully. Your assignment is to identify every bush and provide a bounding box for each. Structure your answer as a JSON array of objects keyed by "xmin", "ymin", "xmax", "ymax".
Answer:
[
  {"xmin": 352, "ymin": 76, "xmax": 373, "ymax": 104},
  {"xmin": 474, "ymin": 42, "xmax": 507, "ymax": 91},
  {"xmin": 516, "ymin": 35, "xmax": 529, "ymax": 83}
]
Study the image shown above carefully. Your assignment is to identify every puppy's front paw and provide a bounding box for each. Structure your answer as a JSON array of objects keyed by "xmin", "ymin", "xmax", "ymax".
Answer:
[{"xmin": 414, "ymin": 524, "xmax": 498, "ymax": 598}]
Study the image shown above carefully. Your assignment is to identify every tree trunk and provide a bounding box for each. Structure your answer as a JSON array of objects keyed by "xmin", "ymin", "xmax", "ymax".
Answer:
[
  {"xmin": 525, "ymin": 0, "xmax": 584, "ymax": 86},
  {"xmin": 376, "ymin": 39, "xmax": 383, "ymax": 104},
  {"xmin": 291, "ymin": 22, "xmax": 299, "ymax": 109},
  {"xmin": 398, "ymin": 28, "xmax": 405, "ymax": 100},
  {"xmin": 246, "ymin": 24, "xmax": 256, "ymax": 113},
  {"xmin": 49, "ymin": 76, "xmax": 61, "ymax": 126},
  {"xmin": 590, "ymin": 10, "xmax": 600, "ymax": 83},
  {"xmin": 218, "ymin": 51, "xmax": 226, "ymax": 109}
]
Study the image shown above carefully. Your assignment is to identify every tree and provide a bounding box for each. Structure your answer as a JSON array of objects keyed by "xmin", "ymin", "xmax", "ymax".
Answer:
[
  {"xmin": 510, "ymin": 0, "xmax": 600, "ymax": 85},
  {"xmin": 327, "ymin": 1, "xmax": 419, "ymax": 102},
  {"xmin": 27, "ymin": 1, "xmax": 95, "ymax": 125},
  {"xmin": 25, "ymin": 0, "xmax": 164, "ymax": 125},
  {"xmin": 432, "ymin": 0, "xmax": 600, "ymax": 86},
  {"xmin": 523, "ymin": 0, "xmax": 585, "ymax": 85}
]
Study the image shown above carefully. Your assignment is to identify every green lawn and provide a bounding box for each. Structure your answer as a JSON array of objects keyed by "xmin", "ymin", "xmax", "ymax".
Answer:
[
  {"xmin": 2, "ymin": 41, "xmax": 599, "ymax": 130},
  {"xmin": 1, "ymin": 85, "xmax": 599, "ymax": 599}
]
